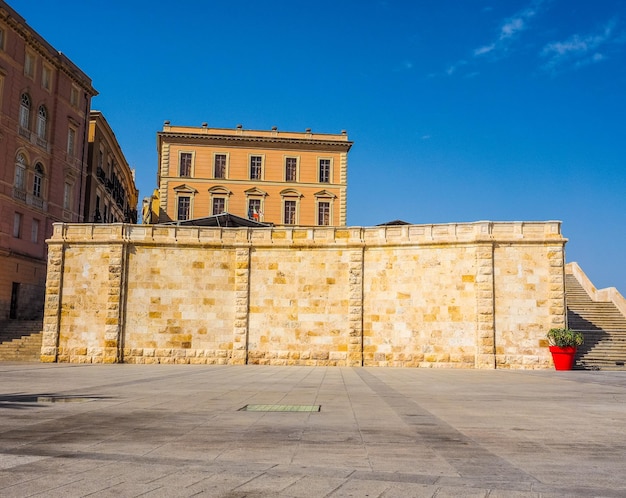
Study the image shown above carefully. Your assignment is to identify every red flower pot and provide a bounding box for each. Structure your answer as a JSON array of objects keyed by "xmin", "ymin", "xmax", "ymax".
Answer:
[{"xmin": 549, "ymin": 346, "xmax": 577, "ymax": 370}]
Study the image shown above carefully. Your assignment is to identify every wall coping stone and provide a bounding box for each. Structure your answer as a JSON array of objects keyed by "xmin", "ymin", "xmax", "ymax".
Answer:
[{"xmin": 49, "ymin": 221, "xmax": 565, "ymax": 248}]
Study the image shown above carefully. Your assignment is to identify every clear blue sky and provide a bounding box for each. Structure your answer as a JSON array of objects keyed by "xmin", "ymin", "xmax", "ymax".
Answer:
[{"xmin": 10, "ymin": 0, "xmax": 626, "ymax": 293}]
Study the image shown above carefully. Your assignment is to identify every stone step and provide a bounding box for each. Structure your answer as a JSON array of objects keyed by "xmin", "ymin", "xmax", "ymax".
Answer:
[
  {"xmin": 0, "ymin": 332, "xmax": 42, "ymax": 362},
  {"xmin": 0, "ymin": 320, "xmax": 43, "ymax": 343},
  {"xmin": 565, "ymin": 274, "xmax": 626, "ymax": 370}
]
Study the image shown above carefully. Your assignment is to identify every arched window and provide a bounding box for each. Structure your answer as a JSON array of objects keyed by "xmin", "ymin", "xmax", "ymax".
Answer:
[
  {"xmin": 36, "ymin": 105, "xmax": 47, "ymax": 140},
  {"xmin": 14, "ymin": 153, "xmax": 27, "ymax": 190},
  {"xmin": 19, "ymin": 93, "xmax": 31, "ymax": 129},
  {"xmin": 33, "ymin": 163, "xmax": 44, "ymax": 198}
]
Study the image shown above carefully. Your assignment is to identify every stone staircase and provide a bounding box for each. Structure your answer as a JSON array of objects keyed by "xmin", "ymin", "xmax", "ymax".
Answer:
[
  {"xmin": 565, "ymin": 274, "xmax": 626, "ymax": 370},
  {"xmin": 0, "ymin": 320, "xmax": 43, "ymax": 362}
]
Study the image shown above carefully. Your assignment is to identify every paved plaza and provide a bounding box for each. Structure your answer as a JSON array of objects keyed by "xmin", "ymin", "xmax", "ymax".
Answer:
[{"xmin": 0, "ymin": 364, "xmax": 625, "ymax": 497}]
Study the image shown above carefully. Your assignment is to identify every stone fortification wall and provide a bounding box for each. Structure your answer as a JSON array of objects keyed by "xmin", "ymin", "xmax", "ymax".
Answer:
[{"xmin": 42, "ymin": 221, "xmax": 566, "ymax": 369}]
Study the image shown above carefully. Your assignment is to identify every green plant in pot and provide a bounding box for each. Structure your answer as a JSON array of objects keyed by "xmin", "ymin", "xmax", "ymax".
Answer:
[{"xmin": 546, "ymin": 328, "xmax": 584, "ymax": 370}]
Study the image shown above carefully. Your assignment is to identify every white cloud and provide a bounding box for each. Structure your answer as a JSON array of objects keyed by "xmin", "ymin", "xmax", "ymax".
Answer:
[
  {"xmin": 473, "ymin": 44, "xmax": 495, "ymax": 56},
  {"xmin": 541, "ymin": 19, "xmax": 619, "ymax": 71},
  {"xmin": 446, "ymin": 60, "xmax": 467, "ymax": 75},
  {"xmin": 445, "ymin": 2, "xmax": 543, "ymax": 77},
  {"xmin": 500, "ymin": 17, "xmax": 526, "ymax": 39},
  {"xmin": 474, "ymin": 3, "xmax": 540, "ymax": 58}
]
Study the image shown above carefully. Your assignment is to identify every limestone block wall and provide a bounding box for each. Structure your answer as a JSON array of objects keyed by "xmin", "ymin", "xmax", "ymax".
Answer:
[
  {"xmin": 42, "ymin": 221, "xmax": 566, "ymax": 369},
  {"xmin": 363, "ymin": 245, "xmax": 479, "ymax": 368},
  {"xmin": 124, "ymin": 245, "xmax": 236, "ymax": 364}
]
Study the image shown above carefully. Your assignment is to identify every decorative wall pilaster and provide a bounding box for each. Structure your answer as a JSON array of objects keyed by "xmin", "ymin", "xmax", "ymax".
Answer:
[
  {"xmin": 348, "ymin": 247, "xmax": 364, "ymax": 366},
  {"xmin": 475, "ymin": 243, "xmax": 496, "ymax": 369},
  {"xmin": 548, "ymin": 245, "xmax": 566, "ymax": 329},
  {"xmin": 232, "ymin": 247, "xmax": 251, "ymax": 364},
  {"xmin": 40, "ymin": 243, "xmax": 64, "ymax": 362},
  {"xmin": 104, "ymin": 243, "xmax": 125, "ymax": 363}
]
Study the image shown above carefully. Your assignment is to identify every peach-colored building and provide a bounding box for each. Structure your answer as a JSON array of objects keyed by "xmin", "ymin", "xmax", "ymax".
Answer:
[
  {"xmin": 0, "ymin": 1, "xmax": 97, "ymax": 320},
  {"xmin": 85, "ymin": 111, "xmax": 138, "ymax": 224},
  {"xmin": 156, "ymin": 123, "xmax": 352, "ymax": 226}
]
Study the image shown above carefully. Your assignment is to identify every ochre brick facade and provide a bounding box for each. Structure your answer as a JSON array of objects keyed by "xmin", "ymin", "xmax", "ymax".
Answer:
[{"xmin": 42, "ymin": 221, "xmax": 566, "ymax": 369}]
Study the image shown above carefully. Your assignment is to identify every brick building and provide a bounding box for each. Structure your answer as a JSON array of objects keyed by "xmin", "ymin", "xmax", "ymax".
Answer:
[
  {"xmin": 0, "ymin": 1, "xmax": 97, "ymax": 320},
  {"xmin": 85, "ymin": 111, "xmax": 138, "ymax": 225},
  {"xmin": 155, "ymin": 123, "xmax": 352, "ymax": 226}
]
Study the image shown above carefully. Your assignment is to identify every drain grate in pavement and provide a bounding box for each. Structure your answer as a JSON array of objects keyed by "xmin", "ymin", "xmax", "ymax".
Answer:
[{"xmin": 239, "ymin": 404, "xmax": 321, "ymax": 412}]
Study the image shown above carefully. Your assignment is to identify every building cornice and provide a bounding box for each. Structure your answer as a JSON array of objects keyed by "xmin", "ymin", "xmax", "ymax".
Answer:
[
  {"xmin": 157, "ymin": 132, "xmax": 353, "ymax": 153},
  {"xmin": 0, "ymin": 1, "xmax": 97, "ymax": 96}
]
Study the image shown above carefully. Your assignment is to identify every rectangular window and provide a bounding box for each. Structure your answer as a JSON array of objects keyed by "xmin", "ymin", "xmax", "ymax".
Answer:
[
  {"xmin": 33, "ymin": 175, "xmax": 42, "ymax": 198},
  {"xmin": 248, "ymin": 199, "xmax": 261, "ymax": 221},
  {"xmin": 177, "ymin": 196, "xmax": 191, "ymax": 220},
  {"xmin": 36, "ymin": 111, "xmax": 46, "ymax": 140},
  {"xmin": 285, "ymin": 157, "xmax": 297, "ymax": 182},
  {"xmin": 15, "ymin": 165, "xmax": 26, "ymax": 189},
  {"xmin": 250, "ymin": 156, "xmax": 262, "ymax": 180},
  {"xmin": 318, "ymin": 202, "xmax": 330, "ymax": 226},
  {"xmin": 179, "ymin": 152, "xmax": 192, "ymax": 177},
  {"xmin": 19, "ymin": 100, "xmax": 29, "ymax": 129},
  {"xmin": 284, "ymin": 200, "xmax": 296, "ymax": 225},
  {"xmin": 63, "ymin": 183, "xmax": 72, "ymax": 210},
  {"xmin": 67, "ymin": 127, "xmax": 76, "ymax": 156},
  {"xmin": 24, "ymin": 52, "xmax": 35, "ymax": 78},
  {"xmin": 70, "ymin": 86, "xmax": 79, "ymax": 107},
  {"xmin": 31, "ymin": 219, "xmax": 39, "ymax": 243},
  {"xmin": 13, "ymin": 212, "xmax": 22, "ymax": 238},
  {"xmin": 214, "ymin": 154, "xmax": 226, "ymax": 179},
  {"xmin": 0, "ymin": 27, "xmax": 4, "ymax": 50},
  {"xmin": 212, "ymin": 197, "xmax": 225, "ymax": 215},
  {"xmin": 95, "ymin": 195, "xmax": 101, "ymax": 221},
  {"xmin": 42, "ymin": 65, "xmax": 51, "ymax": 90},
  {"xmin": 319, "ymin": 159, "xmax": 331, "ymax": 183}
]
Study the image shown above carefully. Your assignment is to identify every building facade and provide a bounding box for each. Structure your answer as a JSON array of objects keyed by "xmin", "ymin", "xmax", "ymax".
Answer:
[
  {"xmin": 0, "ymin": 1, "xmax": 97, "ymax": 320},
  {"xmin": 156, "ymin": 123, "xmax": 352, "ymax": 226},
  {"xmin": 85, "ymin": 111, "xmax": 138, "ymax": 224}
]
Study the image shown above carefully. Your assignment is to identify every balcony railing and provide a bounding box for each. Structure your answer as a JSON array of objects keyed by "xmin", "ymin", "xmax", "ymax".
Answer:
[
  {"xmin": 13, "ymin": 187, "xmax": 26, "ymax": 202},
  {"xmin": 27, "ymin": 194, "xmax": 44, "ymax": 209},
  {"xmin": 36, "ymin": 136, "xmax": 48, "ymax": 150},
  {"xmin": 18, "ymin": 127, "xmax": 31, "ymax": 140},
  {"xmin": 96, "ymin": 166, "xmax": 106, "ymax": 183}
]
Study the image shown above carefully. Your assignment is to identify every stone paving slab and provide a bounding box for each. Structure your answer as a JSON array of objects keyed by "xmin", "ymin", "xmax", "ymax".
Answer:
[{"xmin": 0, "ymin": 364, "xmax": 625, "ymax": 497}]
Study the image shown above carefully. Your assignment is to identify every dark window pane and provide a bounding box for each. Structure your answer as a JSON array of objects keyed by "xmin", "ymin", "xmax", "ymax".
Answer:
[
  {"xmin": 180, "ymin": 153, "xmax": 192, "ymax": 177},
  {"xmin": 285, "ymin": 158, "xmax": 297, "ymax": 182},
  {"xmin": 213, "ymin": 197, "xmax": 225, "ymax": 215},
  {"xmin": 214, "ymin": 154, "xmax": 226, "ymax": 179},
  {"xmin": 178, "ymin": 196, "xmax": 191, "ymax": 220},
  {"xmin": 248, "ymin": 199, "xmax": 261, "ymax": 220},
  {"xmin": 284, "ymin": 200, "xmax": 296, "ymax": 224},
  {"xmin": 319, "ymin": 159, "xmax": 330, "ymax": 183},
  {"xmin": 318, "ymin": 202, "xmax": 330, "ymax": 225},
  {"xmin": 250, "ymin": 156, "xmax": 262, "ymax": 179}
]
